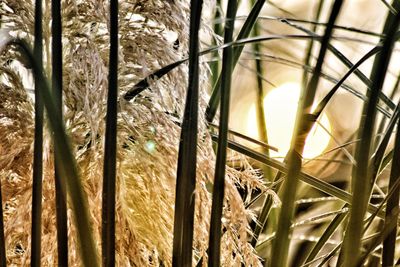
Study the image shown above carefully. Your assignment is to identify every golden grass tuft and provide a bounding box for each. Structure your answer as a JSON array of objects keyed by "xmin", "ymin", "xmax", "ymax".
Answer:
[{"xmin": 0, "ymin": 0, "xmax": 264, "ymax": 265}]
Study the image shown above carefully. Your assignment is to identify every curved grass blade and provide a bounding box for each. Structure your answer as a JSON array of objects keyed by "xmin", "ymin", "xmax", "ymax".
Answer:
[
  {"xmin": 341, "ymin": 5, "xmax": 400, "ymax": 266},
  {"xmin": 209, "ymin": 123, "xmax": 278, "ymax": 151},
  {"xmin": 51, "ymin": 0, "xmax": 68, "ymax": 265},
  {"xmin": 209, "ymin": 134, "xmax": 384, "ymax": 219},
  {"xmin": 376, "ymin": 73, "xmax": 400, "ymax": 140},
  {"xmin": 31, "ymin": 0, "xmax": 44, "ymax": 265},
  {"xmin": 123, "ymin": 59, "xmax": 186, "ymax": 101},
  {"xmin": 172, "ymin": 1, "xmax": 203, "ymax": 266},
  {"xmin": 271, "ymin": 1, "xmax": 343, "ymax": 266},
  {"xmin": 380, "ymin": 0, "xmax": 398, "ymax": 14},
  {"xmin": 101, "ymin": 0, "xmax": 119, "ymax": 266},
  {"xmin": 205, "ymin": 0, "xmax": 266, "ymax": 123},
  {"xmin": 9, "ymin": 39, "xmax": 99, "ymax": 267},
  {"xmin": 301, "ymin": 0, "xmax": 325, "ymax": 90},
  {"xmin": 249, "ymin": 0, "xmax": 273, "ymax": 182},
  {"xmin": 210, "ymin": 0, "xmax": 222, "ymax": 88},
  {"xmin": 280, "ymin": 17, "xmax": 396, "ymax": 112},
  {"xmin": 247, "ymin": 50, "xmax": 393, "ymax": 118},
  {"xmin": 249, "ymin": 31, "xmax": 384, "ymax": 252},
  {"xmin": 369, "ymin": 99, "xmax": 400, "ymax": 188},
  {"xmin": 246, "ymin": 15, "xmax": 385, "ymax": 38},
  {"xmin": 302, "ymin": 204, "xmax": 348, "ymax": 265},
  {"xmin": 208, "ymin": 1, "xmax": 237, "ymax": 265}
]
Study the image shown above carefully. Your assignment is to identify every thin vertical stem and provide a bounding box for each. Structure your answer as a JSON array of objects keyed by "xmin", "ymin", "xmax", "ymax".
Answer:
[
  {"xmin": 51, "ymin": 0, "xmax": 68, "ymax": 265},
  {"xmin": 341, "ymin": 4, "xmax": 400, "ymax": 266},
  {"xmin": 0, "ymin": 14, "xmax": 5, "ymax": 259},
  {"xmin": 208, "ymin": 1, "xmax": 237, "ymax": 266},
  {"xmin": 382, "ymin": 121, "xmax": 400, "ymax": 265},
  {"xmin": 101, "ymin": 0, "xmax": 118, "ymax": 266},
  {"xmin": 210, "ymin": 0, "xmax": 222, "ymax": 88},
  {"xmin": 14, "ymin": 39, "xmax": 99, "ymax": 267},
  {"xmin": 0, "ymin": 177, "xmax": 5, "ymax": 266},
  {"xmin": 205, "ymin": 0, "xmax": 266, "ymax": 123},
  {"xmin": 301, "ymin": 0, "xmax": 325, "ymax": 89},
  {"xmin": 248, "ymin": 0, "xmax": 274, "ymax": 247},
  {"xmin": 270, "ymin": 1, "xmax": 343, "ymax": 266},
  {"xmin": 31, "ymin": 0, "xmax": 44, "ymax": 265},
  {"xmin": 172, "ymin": 1, "xmax": 203, "ymax": 266}
]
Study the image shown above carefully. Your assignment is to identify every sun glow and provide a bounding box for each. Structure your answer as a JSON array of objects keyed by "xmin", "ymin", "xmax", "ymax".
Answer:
[{"xmin": 247, "ymin": 83, "xmax": 331, "ymax": 160}]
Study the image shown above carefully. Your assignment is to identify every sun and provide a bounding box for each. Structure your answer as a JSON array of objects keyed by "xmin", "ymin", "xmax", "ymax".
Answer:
[{"xmin": 247, "ymin": 82, "xmax": 331, "ymax": 160}]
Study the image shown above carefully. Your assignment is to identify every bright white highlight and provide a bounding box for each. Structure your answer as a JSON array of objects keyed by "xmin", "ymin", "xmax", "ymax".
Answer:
[{"xmin": 247, "ymin": 83, "xmax": 331, "ymax": 160}]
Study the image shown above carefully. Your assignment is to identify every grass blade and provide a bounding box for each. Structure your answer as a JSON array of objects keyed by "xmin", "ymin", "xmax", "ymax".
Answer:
[
  {"xmin": 341, "ymin": 5, "xmax": 400, "ymax": 266},
  {"xmin": 171, "ymin": 1, "xmax": 203, "ymax": 266},
  {"xmin": 382, "ymin": 117, "xmax": 400, "ymax": 266},
  {"xmin": 250, "ymin": 35, "xmax": 382, "ymax": 249},
  {"xmin": 301, "ymin": 0, "xmax": 325, "ymax": 90},
  {"xmin": 101, "ymin": 0, "xmax": 118, "ymax": 266},
  {"xmin": 208, "ymin": 0, "xmax": 237, "ymax": 265},
  {"xmin": 51, "ymin": 0, "xmax": 68, "ymax": 265},
  {"xmin": 10, "ymin": 38, "xmax": 99, "ymax": 267},
  {"xmin": 0, "ymin": 177, "xmax": 5, "ymax": 266},
  {"xmin": 280, "ymin": 17, "xmax": 396, "ymax": 112},
  {"xmin": 302, "ymin": 204, "xmax": 348, "ymax": 265},
  {"xmin": 250, "ymin": 0, "xmax": 273, "ymax": 182},
  {"xmin": 0, "ymin": 18, "xmax": 5, "ymax": 267},
  {"xmin": 271, "ymin": 1, "xmax": 343, "ymax": 266},
  {"xmin": 31, "ymin": 0, "xmax": 44, "ymax": 265},
  {"xmin": 205, "ymin": 0, "xmax": 266, "ymax": 123},
  {"xmin": 209, "ymin": 134, "xmax": 385, "ymax": 221},
  {"xmin": 210, "ymin": 0, "xmax": 222, "ymax": 88}
]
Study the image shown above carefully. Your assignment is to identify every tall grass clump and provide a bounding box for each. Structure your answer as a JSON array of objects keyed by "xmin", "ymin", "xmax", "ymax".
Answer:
[{"xmin": 0, "ymin": 0, "xmax": 400, "ymax": 266}]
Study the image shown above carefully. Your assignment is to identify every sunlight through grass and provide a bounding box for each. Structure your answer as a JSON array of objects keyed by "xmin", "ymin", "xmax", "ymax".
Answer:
[{"xmin": 247, "ymin": 82, "xmax": 331, "ymax": 159}]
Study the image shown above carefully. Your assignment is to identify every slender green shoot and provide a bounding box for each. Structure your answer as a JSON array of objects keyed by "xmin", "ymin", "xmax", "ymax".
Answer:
[
  {"xmin": 9, "ymin": 38, "xmax": 99, "ymax": 267},
  {"xmin": 205, "ymin": 0, "xmax": 266, "ymax": 123},
  {"xmin": 172, "ymin": 1, "xmax": 203, "ymax": 266},
  {"xmin": 341, "ymin": 5, "xmax": 400, "ymax": 266},
  {"xmin": 51, "ymin": 0, "xmax": 68, "ymax": 265},
  {"xmin": 208, "ymin": 0, "xmax": 237, "ymax": 265},
  {"xmin": 101, "ymin": 0, "xmax": 119, "ymax": 266},
  {"xmin": 270, "ymin": 2, "xmax": 343, "ymax": 266},
  {"xmin": 31, "ymin": 0, "xmax": 44, "ymax": 265},
  {"xmin": 382, "ymin": 120, "xmax": 400, "ymax": 266}
]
